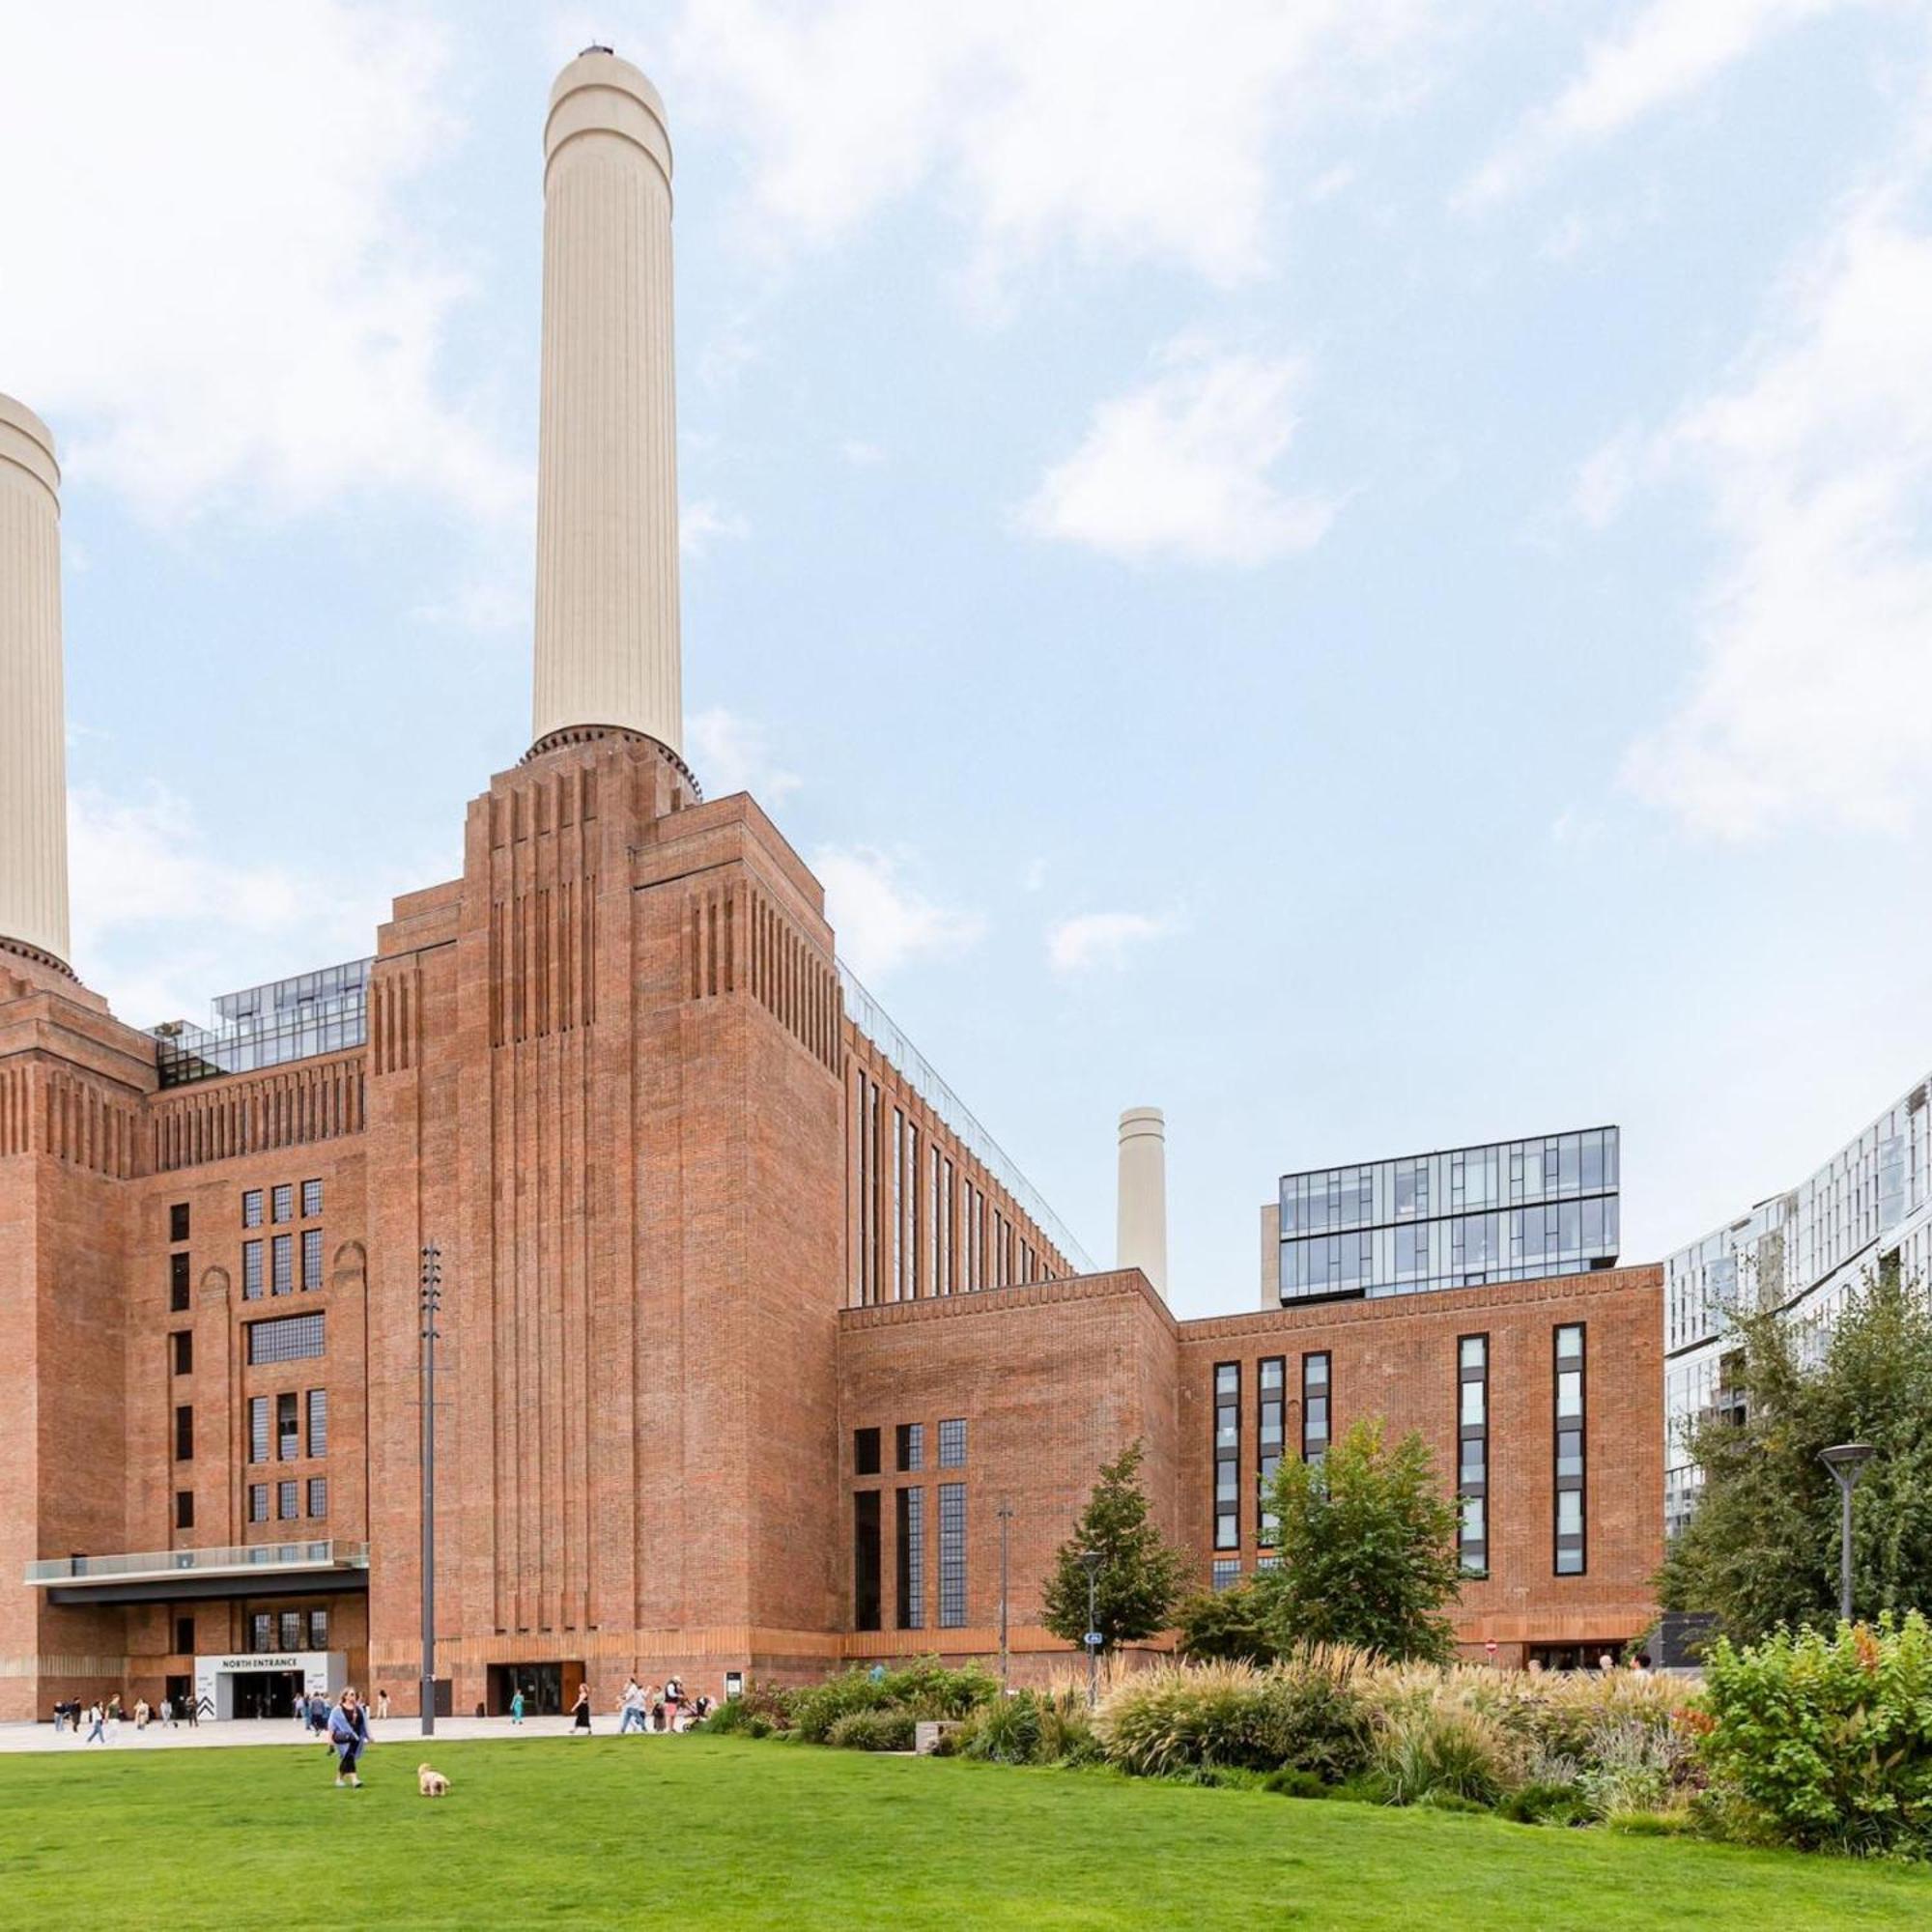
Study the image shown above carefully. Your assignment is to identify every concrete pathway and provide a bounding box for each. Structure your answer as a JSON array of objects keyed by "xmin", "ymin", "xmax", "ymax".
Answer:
[{"xmin": 0, "ymin": 1715, "xmax": 673, "ymax": 1754}]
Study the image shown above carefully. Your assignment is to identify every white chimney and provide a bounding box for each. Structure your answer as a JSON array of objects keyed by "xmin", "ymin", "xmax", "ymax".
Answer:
[
  {"xmin": 1117, "ymin": 1107, "xmax": 1168, "ymax": 1297},
  {"xmin": 530, "ymin": 48, "xmax": 683, "ymax": 759},
  {"xmin": 0, "ymin": 393, "xmax": 71, "ymax": 974}
]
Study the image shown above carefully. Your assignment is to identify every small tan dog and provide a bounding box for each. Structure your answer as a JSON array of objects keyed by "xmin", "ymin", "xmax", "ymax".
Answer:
[{"xmin": 417, "ymin": 1762, "xmax": 451, "ymax": 1798}]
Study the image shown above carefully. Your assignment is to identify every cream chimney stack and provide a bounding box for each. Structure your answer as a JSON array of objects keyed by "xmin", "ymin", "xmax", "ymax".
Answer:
[
  {"xmin": 530, "ymin": 47, "xmax": 683, "ymax": 758},
  {"xmin": 1117, "ymin": 1107, "xmax": 1168, "ymax": 1297},
  {"xmin": 0, "ymin": 393, "xmax": 71, "ymax": 975}
]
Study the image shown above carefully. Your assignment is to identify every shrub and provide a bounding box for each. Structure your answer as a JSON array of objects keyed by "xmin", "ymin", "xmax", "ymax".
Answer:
[
  {"xmin": 1095, "ymin": 1659, "xmax": 1371, "ymax": 1781},
  {"xmin": 789, "ymin": 1669, "xmax": 893, "ymax": 1745},
  {"xmin": 826, "ymin": 1708, "xmax": 916, "ymax": 1752},
  {"xmin": 1498, "ymin": 1781, "xmax": 1591, "ymax": 1828},
  {"xmin": 1373, "ymin": 1704, "xmax": 1520, "ymax": 1808},
  {"xmin": 1175, "ymin": 1582, "xmax": 1276, "ymax": 1664},
  {"xmin": 705, "ymin": 1682, "xmax": 794, "ymax": 1736},
  {"xmin": 1698, "ymin": 1612, "xmax": 1932, "ymax": 1855},
  {"xmin": 877, "ymin": 1658, "xmax": 999, "ymax": 1719},
  {"xmin": 1604, "ymin": 1808, "xmax": 1695, "ymax": 1837},
  {"xmin": 967, "ymin": 1691, "xmax": 1045, "ymax": 1765},
  {"xmin": 1262, "ymin": 1767, "xmax": 1328, "ymax": 1800},
  {"xmin": 1575, "ymin": 1716, "xmax": 1683, "ymax": 1821}
]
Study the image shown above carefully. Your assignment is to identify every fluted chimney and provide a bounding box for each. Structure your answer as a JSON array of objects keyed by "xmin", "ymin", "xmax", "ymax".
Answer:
[
  {"xmin": 1117, "ymin": 1107, "xmax": 1168, "ymax": 1297},
  {"xmin": 529, "ymin": 47, "xmax": 683, "ymax": 762},
  {"xmin": 0, "ymin": 393, "xmax": 71, "ymax": 976}
]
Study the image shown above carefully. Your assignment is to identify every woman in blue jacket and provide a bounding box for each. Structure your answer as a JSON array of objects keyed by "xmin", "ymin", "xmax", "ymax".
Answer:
[{"xmin": 327, "ymin": 1687, "xmax": 371, "ymax": 1789}]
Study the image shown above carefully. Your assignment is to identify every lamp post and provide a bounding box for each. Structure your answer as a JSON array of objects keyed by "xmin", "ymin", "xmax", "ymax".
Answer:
[
  {"xmin": 997, "ymin": 1500, "xmax": 1013, "ymax": 1696},
  {"xmin": 1819, "ymin": 1442, "xmax": 1875, "ymax": 1625},
  {"xmin": 1080, "ymin": 1547, "xmax": 1104, "ymax": 1710},
  {"xmin": 419, "ymin": 1243, "xmax": 442, "ymax": 1738}
]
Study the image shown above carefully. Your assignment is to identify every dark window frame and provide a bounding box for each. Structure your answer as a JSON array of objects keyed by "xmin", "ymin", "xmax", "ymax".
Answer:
[
  {"xmin": 1213, "ymin": 1360, "xmax": 1240, "ymax": 1551},
  {"xmin": 895, "ymin": 1485, "xmax": 925, "ymax": 1630},
  {"xmin": 1457, "ymin": 1332, "xmax": 1490, "ymax": 1577},
  {"xmin": 853, "ymin": 1489, "xmax": 882, "ymax": 1633},
  {"xmin": 170, "ymin": 1330, "xmax": 193, "ymax": 1377},
  {"xmin": 173, "ymin": 1404, "xmax": 193, "ymax": 1462},
  {"xmin": 1257, "ymin": 1355, "xmax": 1286, "ymax": 1544},
  {"xmin": 170, "ymin": 1250, "xmax": 192, "ymax": 1312},
  {"xmin": 174, "ymin": 1489, "xmax": 194, "ymax": 1531},
  {"xmin": 1553, "ymin": 1321, "xmax": 1587, "ymax": 1577},
  {"xmin": 1301, "ymin": 1352, "xmax": 1331, "ymax": 1461},
  {"xmin": 853, "ymin": 1427, "xmax": 881, "ymax": 1477}
]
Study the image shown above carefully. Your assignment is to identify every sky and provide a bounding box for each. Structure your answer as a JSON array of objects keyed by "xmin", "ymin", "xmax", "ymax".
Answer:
[{"xmin": 3, "ymin": 0, "xmax": 1931, "ymax": 1319}]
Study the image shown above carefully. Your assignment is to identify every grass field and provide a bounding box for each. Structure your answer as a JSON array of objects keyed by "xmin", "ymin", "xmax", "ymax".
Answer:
[{"xmin": 0, "ymin": 1733, "xmax": 1927, "ymax": 1930}]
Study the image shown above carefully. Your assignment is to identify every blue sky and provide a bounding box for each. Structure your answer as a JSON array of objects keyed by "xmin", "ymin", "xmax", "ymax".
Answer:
[{"xmin": 4, "ymin": 1, "xmax": 1931, "ymax": 1318}]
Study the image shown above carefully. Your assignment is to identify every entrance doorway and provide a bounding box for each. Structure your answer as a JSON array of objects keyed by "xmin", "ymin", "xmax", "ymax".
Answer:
[
  {"xmin": 488, "ymin": 1662, "xmax": 580, "ymax": 1717},
  {"xmin": 227, "ymin": 1669, "xmax": 305, "ymax": 1719}
]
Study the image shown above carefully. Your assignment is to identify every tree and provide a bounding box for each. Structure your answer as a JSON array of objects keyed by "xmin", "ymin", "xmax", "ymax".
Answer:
[
  {"xmin": 1660, "ymin": 1265, "xmax": 1932, "ymax": 1644},
  {"xmin": 1173, "ymin": 1579, "xmax": 1276, "ymax": 1663},
  {"xmin": 1040, "ymin": 1439, "xmax": 1191, "ymax": 1653},
  {"xmin": 1255, "ymin": 1416, "xmax": 1462, "ymax": 1662}
]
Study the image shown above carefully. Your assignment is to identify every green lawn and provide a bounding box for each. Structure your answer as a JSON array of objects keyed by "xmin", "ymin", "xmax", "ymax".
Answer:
[{"xmin": 0, "ymin": 1734, "xmax": 1926, "ymax": 1930}]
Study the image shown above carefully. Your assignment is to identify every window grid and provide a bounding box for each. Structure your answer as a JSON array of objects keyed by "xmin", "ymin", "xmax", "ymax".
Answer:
[
  {"xmin": 896, "ymin": 1486, "xmax": 925, "ymax": 1631},
  {"xmin": 1554, "ymin": 1323, "xmax": 1587, "ymax": 1575},
  {"xmin": 271, "ymin": 1233, "xmax": 293, "ymax": 1295},
  {"xmin": 1213, "ymin": 1361, "xmax": 1240, "ymax": 1551},
  {"xmin": 277, "ymin": 1480, "xmax": 299, "ymax": 1520},
  {"xmin": 896, "ymin": 1422, "xmax": 924, "ymax": 1473},
  {"xmin": 308, "ymin": 1607, "xmax": 329, "ymax": 1648},
  {"xmin": 1458, "ymin": 1334, "xmax": 1489, "ymax": 1576},
  {"xmin": 170, "ymin": 1251, "xmax": 191, "ymax": 1313},
  {"xmin": 938, "ymin": 1482, "xmax": 967, "ymax": 1628},
  {"xmin": 271, "ymin": 1183, "xmax": 294, "ymax": 1224},
  {"xmin": 1301, "ymin": 1352, "xmax": 1331, "ymax": 1462},
  {"xmin": 938, "ymin": 1417, "xmax": 967, "ymax": 1467},
  {"xmin": 306, "ymin": 1387, "xmax": 327, "ymax": 1458},
  {"xmin": 242, "ymin": 1239, "xmax": 263, "ymax": 1301},
  {"xmin": 302, "ymin": 1179, "xmax": 323, "ymax": 1218},
  {"xmin": 248, "ymin": 1396, "xmax": 269, "ymax": 1463},
  {"xmin": 277, "ymin": 1391, "xmax": 299, "ymax": 1460},
  {"xmin": 301, "ymin": 1227, "xmax": 324, "ymax": 1292},
  {"xmin": 308, "ymin": 1476, "xmax": 328, "ymax": 1520},
  {"xmin": 247, "ymin": 1484, "xmax": 269, "ymax": 1523},
  {"xmin": 1257, "ymin": 1356, "xmax": 1285, "ymax": 1544},
  {"xmin": 245, "ymin": 1312, "xmax": 325, "ymax": 1366},
  {"xmin": 1211, "ymin": 1557, "xmax": 1241, "ymax": 1593},
  {"xmin": 242, "ymin": 1189, "xmax": 263, "ymax": 1228},
  {"xmin": 280, "ymin": 1608, "xmax": 301, "ymax": 1649}
]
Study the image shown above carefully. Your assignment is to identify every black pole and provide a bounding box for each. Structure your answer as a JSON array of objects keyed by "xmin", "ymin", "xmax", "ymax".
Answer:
[{"xmin": 420, "ymin": 1243, "xmax": 441, "ymax": 1738}]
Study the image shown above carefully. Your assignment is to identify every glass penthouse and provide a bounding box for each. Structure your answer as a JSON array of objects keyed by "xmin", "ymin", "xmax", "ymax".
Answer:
[{"xmin": 1275, "ymin": 1127, "xmax": 1621, "ymax": 1304}]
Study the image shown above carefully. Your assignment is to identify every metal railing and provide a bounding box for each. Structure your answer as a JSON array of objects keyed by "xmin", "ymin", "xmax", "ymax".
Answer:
[
  {"xmin": 26, "ymin": 1541, "xmax": 370, "ymax": 1584},
  {"xmin": 837, "ymin": 963, "xmax": 1095, "ymax": 1274}
]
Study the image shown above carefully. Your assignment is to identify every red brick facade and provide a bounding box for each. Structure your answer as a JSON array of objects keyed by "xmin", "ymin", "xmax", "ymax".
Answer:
[{"xmin": 0, "ymin": 742, "xmax": 1663, "ymax": 1719}]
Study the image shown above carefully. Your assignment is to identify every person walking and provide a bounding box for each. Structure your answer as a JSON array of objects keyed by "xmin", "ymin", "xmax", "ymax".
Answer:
[
  {"xmin": 509, "ymin": 1686, "xmax": 526, "ymax": 1725},
  {"xmin": 327, "ymin": 1687, "xmax": 371, "ymax": 1789},
  {"xmin": 570, "ymin": 1683, "xmax": 591, "ymax": 1735},
  {"xmin": 663, "ymin": 1675, "xmax": 682, "ymax": 1734},
  {"xmin": 134, "ymin": 1698, "xmax": 151, "ymax": 1732},
  {"xmin": 158, "ymin": 1697, "xmax": 173, "ymax": 1728},
  {"xmin": 618, "ymin": 1677, "xmax": 643, "ymax": 1735},
  {"xmin": 376, "ymin": 1688, "xmax": 390, "ymax": 1721},
  {"xmin": 84, "ymin": 1702, "xmax": 106, "ymax": 1745}
]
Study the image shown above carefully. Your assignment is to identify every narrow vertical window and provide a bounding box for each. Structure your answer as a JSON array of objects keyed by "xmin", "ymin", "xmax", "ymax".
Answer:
[
  {"xmin": 171, "ymin": 1331, "xmax": 193, "ymax": 1377},
  {"xmin": 896, "ymin": 1486, "xmax": 925, "ymax": 1630},
  {"xmin": 1213, "ymin": 1361, "xmax": 1240, "ymax": 1550},
  {"xmin": 277, "ymin": 1391, "xmax": 299, "ymax": 1460},
  {"xmin": 1211, "ymin": 1557, "xmax": 1241, "ymax": 1593},
  {"xmin": 248, "ymin": 1396, "xmax": 269, "ymax": 1463},
  {"xmin": 307, "ymin": 1477, "xmax": 328, "ymax": 1520},
  {"xmin": 867, "ymin": 1081, "xmax": 881, "ymax": 1303},
  {"xmin": 1554, "ymin": 1323, "xmax": 1586, "ymax": 1574},
  {"xmin": 1458, "ymin": 1335, "xmax": 1489, "ymax": 1576},
  {"xmin": 242, "ymin": 1239, "xmax": 264, "ymax": 1300},
  {"xmin": 891, "ymin": 1107, "xmax": 904, "ymax": 1298},
  {"xmin": 170, "ymin": 1251, "xmax": 192, "ymax": 1313},
  {"xmin": 895, "ymin": 1423, "xmax": 923, "ymax": 1472},
  {"xmin": 1257, "ymin": 1357, "xmax": 1285, "ymax": 1543},
  {"xmin": 854, "ymin": 1428, "xmax": 882, "ymax": 1477},
  {"xmin": 277, "ymin": 1480, "xmax": 299, "ymax": 1520},
  {"xmin": 247, "ymin": 1483, "xmax": 268, "ymax": 1523},
  {"xmin": 174, "ymin": 1490, "xmax": 194, "ymax": 1531},
  {"xmin": 271, "ymin": 1183, "xmax": 294, "ymax": 1224},
  {"xmin": 242, "ymin": 1189, "xmax": 263, "ymax": 1228},
  {"xmin": 301, "ymin": 1179, "xmax": 323, "ymax": 1218},
  {"xmin": 906, "ymin": 1121, "xmax": 920, "ymax": 1297},
  {"xmin": 306, "ymin": 1387, "xmax": 328, "ymax": 1457},
  {"xmin": 938, "ymin": 1418, "xmax": 967, "ymax": 1467},
  {"xmin": 853, "ymin": 1490, "xmax": 882, "ymax": 1632},
  {"xmin": 174, "ymin": 1405, "xmax": 194, "ymax": 1461},
  {"xmin": 1301, "ymin": 1352, "xmax": 1331, "ymax": 1461},
  {"xmin": 271, "ymin": 1233, "xmax": 293, "ymax": 1295},
  {"xmin": 169, "ymin": 1202, "xmax": 191, "ymax": 1243},
  {"xmin": 938, "ymin": 1482, "xmax": 967, "ymax": 1627},
  {"xmin": 301, "ymin": 1227, "xmax": 324, "ymax": 1291},
  {"xmin": 943, "ymin": 1158, "xmax": 955, "ymax": 1292}
]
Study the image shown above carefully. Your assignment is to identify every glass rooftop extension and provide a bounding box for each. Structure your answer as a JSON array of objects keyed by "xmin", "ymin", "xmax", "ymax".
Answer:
[
  {"xmin": 151, "ymin": 957, "xmax": 373, "ymax": 1088},
  {"xmin": 838, "ymin": 962, "xmax": 1096, "ymax": 1275}
]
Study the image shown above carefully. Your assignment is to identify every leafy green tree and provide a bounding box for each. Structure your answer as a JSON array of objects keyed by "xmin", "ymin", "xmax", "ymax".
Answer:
[
  {"xmin": 1255, "ymin": 1417, "xmax": 1462, "ymax": 1662},
  {"xmin": 1661, "ymin": 1266, "xmax": 1932, "ymax": 1644},
  {"xmin": 1173, "ymin": 1579, "xmax": 1277, "ymax": 1663},
  {"xmin": 1040, "ymin": 1439, "xmax": 1191, "ymax": 1653}
]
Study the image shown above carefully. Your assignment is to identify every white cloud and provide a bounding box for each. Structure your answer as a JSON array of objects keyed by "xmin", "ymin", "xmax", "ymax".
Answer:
[
  {"xmin": 813, "ymin": 846, "xmax": 984, "ymax": 980},
  {"xmin": 1464, "ymin": 0, "xmax": 1862, "ymax": 206},
  {"xmin": 1046, "ymin": 910, "xmax": 1174, "ymax": 973},
  {"xmin": 0, "ymin": 4, "xmax": 525, "ymax": 526},
  {"xmin": 1021, "ymin": 338, "xmax": 1337, "ymax": 565},
  {"xmin": 681, "ymin": 498, "xmax": 750, "ymax": 557},
  {"xmin": 1611, "ymin": 181, "xmax": 1932, "ymax": 837},
  {"xmin": 667, "ymin": 0, "xmax": 1438, "ymax": 292},
  {"xmin": 68, "ymin": 786, "xmax": 398, "ymax": 1024},
  {"xmin": 689, "ymin": 707, "xmax": 802, "ymax": 802}
]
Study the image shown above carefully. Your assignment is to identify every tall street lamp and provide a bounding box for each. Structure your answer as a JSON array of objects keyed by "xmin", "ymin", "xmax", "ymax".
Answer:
[
  {"xmin": 1080, "ymin": 1548, "xmax": 1105, "ymax": 1710},
  {"xmin": 1819, "ymin": 1442, "xmax": 1875, "ymax": 1625}
]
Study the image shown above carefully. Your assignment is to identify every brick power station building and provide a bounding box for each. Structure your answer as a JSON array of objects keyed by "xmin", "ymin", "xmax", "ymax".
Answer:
[{"xmin": 0, "ymin": 51, "xmax": 1662, "ymax": 1723}]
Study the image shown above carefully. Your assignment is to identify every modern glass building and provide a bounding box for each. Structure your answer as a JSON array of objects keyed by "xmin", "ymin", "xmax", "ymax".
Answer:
[
  {"xmin": 1664, "ymin": 1075, "xmax": 1932, "ymax": 1538},
  {"xmin": 150, "ymin": 957, "xmax": 372, "ymax": 1087},
  {"xmin": 1274, "ymin": 1126, "xmax": 1620, "ymax": 1304}
]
